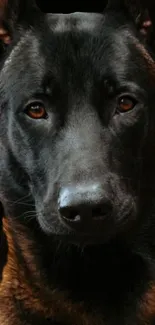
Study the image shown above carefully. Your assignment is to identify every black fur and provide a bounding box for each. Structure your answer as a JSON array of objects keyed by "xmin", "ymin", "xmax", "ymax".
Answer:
[{"xmin": 1, "ymin": 1, "xmax": 155, "ymax": 324}]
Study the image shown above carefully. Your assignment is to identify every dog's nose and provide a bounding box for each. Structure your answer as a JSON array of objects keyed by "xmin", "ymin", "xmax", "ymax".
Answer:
[{"xmin": 58, "ymin": 183, "xmax": 112, "ymax": 231}]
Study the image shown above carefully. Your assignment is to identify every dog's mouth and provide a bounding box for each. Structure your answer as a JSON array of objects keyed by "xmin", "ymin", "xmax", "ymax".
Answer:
[
  {"xmin": 57, "ymin": 230, "xmax": 118, "ymax": 246},
  {"xmin": 37, "ymin": 203, "xmax": 137, "ymax": 245}
]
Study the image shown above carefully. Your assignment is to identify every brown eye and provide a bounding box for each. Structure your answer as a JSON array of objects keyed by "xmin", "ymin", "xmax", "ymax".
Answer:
[
  {"xmin": 25, "ymin": 102, "xmax": 47, "ymax": 119},
  {"xmin": 117, "ymin": 96, "xmax": 137, "ymax": 113}
]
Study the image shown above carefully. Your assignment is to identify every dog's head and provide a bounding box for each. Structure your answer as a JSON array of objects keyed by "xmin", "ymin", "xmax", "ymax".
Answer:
[{"xmin": 0, "ymin": 0, "xmax": 155, "ymax": 244}]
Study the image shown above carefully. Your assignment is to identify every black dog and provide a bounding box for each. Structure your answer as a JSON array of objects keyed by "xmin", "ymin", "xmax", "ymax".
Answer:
[{"xmin": 1, "ymin": 0, "xmax": 155, "ymax": 324}]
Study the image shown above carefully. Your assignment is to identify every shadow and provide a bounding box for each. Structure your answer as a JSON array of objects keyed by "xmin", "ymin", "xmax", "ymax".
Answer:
[{"xmin": 0, "ymin": 203, "xmax": 8, "ymax": 282}]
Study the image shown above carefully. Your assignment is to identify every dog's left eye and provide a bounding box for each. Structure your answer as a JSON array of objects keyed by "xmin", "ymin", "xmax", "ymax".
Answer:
[
  {"xmin": 117, "ymin": 96, "xmax": 137, "ymax": 113},
  {"xmin": 24, "ymin": 102, "xmax": 47, "ymax": 119}
]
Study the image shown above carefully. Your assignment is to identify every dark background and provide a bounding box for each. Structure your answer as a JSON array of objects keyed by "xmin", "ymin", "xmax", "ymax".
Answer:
[
  {"xmin": 35, "ymin": 0, "xmax": 155, "ymax": 25},
  {"xmin": 36, "ymin": 1, "xmax": 107, "ymax": 14}
]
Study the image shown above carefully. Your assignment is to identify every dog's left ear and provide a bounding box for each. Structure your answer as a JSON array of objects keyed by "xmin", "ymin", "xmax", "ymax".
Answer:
[
  {"xmin": 0, "ymin": 0, "xmax": 40, "ymax": 45},
  {"xmin": 106, "ymin": 0, "xmax": 155, "ymax": 47}
]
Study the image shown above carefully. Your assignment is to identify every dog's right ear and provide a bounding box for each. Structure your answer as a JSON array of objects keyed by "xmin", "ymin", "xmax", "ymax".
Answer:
[
  {"xmin": 0, "ymin": 0, "xmax": 40, "ymax": 46},
  {"xmin": 106, "ymin": 0, "xmax": 155, "ymax": 49}
]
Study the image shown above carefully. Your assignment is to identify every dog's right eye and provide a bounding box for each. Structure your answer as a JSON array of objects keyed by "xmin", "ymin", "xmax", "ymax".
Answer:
[
  {"xmin": 24, "ymin": 102, "xmax": 48, "ymax": 119},
  {"xmin": 117, "ymin": 96, "xmax": 137, "ymax": 113}
]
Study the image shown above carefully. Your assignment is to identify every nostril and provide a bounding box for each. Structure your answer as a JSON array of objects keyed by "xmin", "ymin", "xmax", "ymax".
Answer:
[
  {"xmin": 59, "ymin": 207, "xmax": 81, "ymax": 222},
  {"xmin": 59, "ymin": 202, "xmax": 112, "ymax": 223},
  {"xmin": 92, "ymin": 203, "xmax": 112, "ymax": 220}
]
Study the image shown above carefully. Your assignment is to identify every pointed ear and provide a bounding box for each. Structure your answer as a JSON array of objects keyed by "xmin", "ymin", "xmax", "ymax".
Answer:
[
  {"xmin": 0, "ymin": 0, "xmax": 40, "ymax": 45},
  {"xmin": 106, "ymin": 0, "xmax": 155, "ymax": 47}
]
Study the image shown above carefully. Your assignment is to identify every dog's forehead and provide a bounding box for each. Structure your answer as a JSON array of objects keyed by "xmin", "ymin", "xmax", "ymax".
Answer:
[
  {"xmin": 1, "ymin": 12, "xmax": 107, "ymax": 79},
  {"xmin": 1, "ymin": 13, "xmax": 126, "ymax": 78},
  {"xmin": 47, "ymin": 12, "xmax": 104, "ymax": 33},
  {"xmin": 0, "ymin": 11, "xmax": 150, "ymax": 105}
]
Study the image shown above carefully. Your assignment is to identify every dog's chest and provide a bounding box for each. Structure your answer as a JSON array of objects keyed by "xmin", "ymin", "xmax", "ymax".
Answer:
[{"xmin": 1, "ymin": 219, "xmax": 155, "ymax": 325}]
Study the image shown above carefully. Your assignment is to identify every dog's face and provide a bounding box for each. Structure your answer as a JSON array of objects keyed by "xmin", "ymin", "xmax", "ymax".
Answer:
[{"xmin": 0, "ymin": 1, "xmax": 155, "ymax": 244}]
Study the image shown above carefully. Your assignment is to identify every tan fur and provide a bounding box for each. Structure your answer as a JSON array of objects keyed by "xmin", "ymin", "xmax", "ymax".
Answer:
[
  {"xmin": 136, "ymin": 42, "xmax": 155, "ymax": 79},
  {"xmin": 138, "ymin": 284, "xmax": 155, "ymax": 324},
  {"xmin": 0, "ymin": 218, "xmax": 103, "ymax": 325}
]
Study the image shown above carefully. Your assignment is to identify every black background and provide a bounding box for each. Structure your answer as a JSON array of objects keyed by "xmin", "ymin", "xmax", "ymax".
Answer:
[
  {"xmin": 36, "ymin": 1, "xmax": 107, "ymax": 14},
  {"xmin": 35, "ymin": 0, "xmax": 155, "ymax": 26}
]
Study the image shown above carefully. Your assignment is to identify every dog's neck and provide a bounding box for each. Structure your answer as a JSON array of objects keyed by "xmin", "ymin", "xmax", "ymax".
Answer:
[
  {"xmin": 1, "ymin": 218, "xmax": 105, "ymax": 325},
  {"xmin": 1, "ymin": 216, "xmax": 155, "ymax": 324},
  {"xmin": 1, "ymin": 216, "xmax": 152, "ymax": 299}
]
